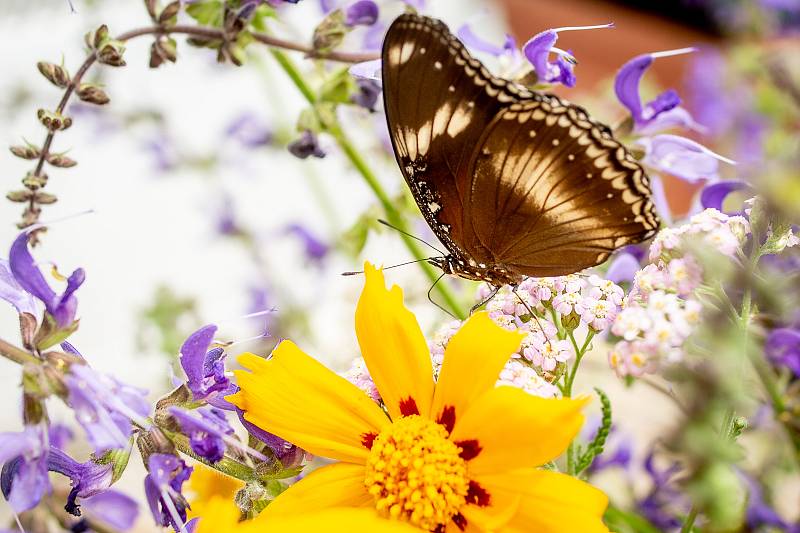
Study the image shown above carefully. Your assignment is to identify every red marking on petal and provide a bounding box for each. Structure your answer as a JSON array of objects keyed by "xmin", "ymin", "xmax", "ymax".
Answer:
[
  {"xmin": 361, "ymin": 432, "xmax": 377, "ymax": 449},
  {"xmin": 437, "ymin": 405, "xmax": 456, "ymax": 434},
  {"xmin": 399, "ymin": 397, "xmax": 419, "ymax": 417},
  {"xmin": 466, "ymin": 480, "xmax": 491, "ymax": 507},
  {"xmin": 454, "ymin": 439, "xmax": 482, "ymax": 461},
  {"xmin": 452, "ymin": 513, "xmax": 468, "ymax": 531}
]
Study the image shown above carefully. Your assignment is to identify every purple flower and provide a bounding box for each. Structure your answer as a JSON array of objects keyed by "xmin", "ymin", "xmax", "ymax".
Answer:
[
  {"xmin": 284, "ymin": 223, "xmax": 329, "ymax": 265},
  {"xmin": 179, "ymin": 324, "xmax": 236, "ymax": 405},
  {"xmin": 214, "ymin": 197, "xmax": 240, "ymax": 237},
  {"xmin": 523, "ymin": 24, "xmax": 613, "ymax": 88},
  {"xmin": 287, "ymin": 130, "xmax": 326, "ymax": 159},
  {"xmin": 765, "ymin": 327, "xmax": 800, "ymax": 377},
  {"xmin": 742, "ymin": 473, "xmax": 789, "ymax": 530},
  {"xmin": 0, "ymin": 258, "xmax": 38, "ymax": 316},
  {"xmin": 700, "ymin": 180, "xmax": 750, "ymax": 212},
  {"xmin": 233, "ymin": 406, "xmax": 304, "ymax": 467},
  {"xmin": 169, "ymin": 407, "xmax": 234, "ymax": 463},
  {"xmin": 81, "ymin": 490, "xmax": 139, "ymax": 531},
  {"xmin": 457, "ymin": 23, "xmax": 518, "ymax": 59},
  {"xmin": 606, "ymin": 252, "xmax": 642, "ymax": 284},
  {"xmin": 65, "ymin": 364, "xmax": 151, "ymax": 453},
  {"xmin": 349, "ymin": 58, "xmax": 382, "ymax": 83},
  {"xmin": 615, "ymin": 48, "xmax": 695, "ymax": 129},
  {"xmin": 144, "ymin": 454, "xmax": 192, "ymax": 531},
  {"xmin": 47, "ymin": 447, "xmax": 113, "ymax": 516},
  {"xmin": 637, "ymin": 452, "xmax": 689, "ymax": 529},
  {"xmin": 0, "ymin": 425, "xmax": 50, "ymax": 513},
  {"xmin": 9, "ymin": 231, "xmax": 85, "ymax": 329},
  {"xmin": 225, "ymin": 113, "xmax": 273, "ymax": 148},
  {"xmin": 639, "ymin": 134, "xmax": 736, "ymax": 183},
  {"xmin": 344, "ymin": 0, "xmax": 378, "ymax": 26},
  {"xmin": 48, "ymin": 423, "xmax": 74, "ymax": 449},
  {"xmin": 351, "ymin": 78, "xmax": 382, "ymax": 112}
]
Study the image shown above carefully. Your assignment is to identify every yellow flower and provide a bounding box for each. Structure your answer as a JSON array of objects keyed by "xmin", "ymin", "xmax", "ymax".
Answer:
[
  {"xmin": 228, "ymin": 263, "xmax": 609, "ymax": 532},
  {"xmin": 185, "ymin": 463, "xmax": 244, "ymax": 520}
]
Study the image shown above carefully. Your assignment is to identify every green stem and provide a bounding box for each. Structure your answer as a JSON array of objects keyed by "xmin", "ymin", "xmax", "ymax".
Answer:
[
  {"xmin": 0, "ymin": 338, "xmax": 39, "ymax": 365},
  {"xmin": 170, "ymin": 433, "xmax": 255, "ymax": 482},
  {"xmin": 269, "ymin": 49, "xmax": 465, "ymax": 318},
  {"xmin": 680, "ymin": 508, "xmax": 699, "ymax": 533},
  {"xmin": 564, "ymin": 331, "xmax": 594, "ymax": 395}
]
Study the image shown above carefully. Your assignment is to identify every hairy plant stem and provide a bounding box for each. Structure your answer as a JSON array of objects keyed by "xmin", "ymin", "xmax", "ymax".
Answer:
[
  {"xmin": 19, "ymin": 23, "xmax": 378, "ymax": 231},
  {"xmin": 269, "ymin": 49, "xmax": 465, "ymax": 318},
  {"xmin": 169, "ymin": 432, "xmax": 256, "ymax": 482},
  {"xmin": 0, "ymin": 338, "xmax": 39, "ymax": 365}
]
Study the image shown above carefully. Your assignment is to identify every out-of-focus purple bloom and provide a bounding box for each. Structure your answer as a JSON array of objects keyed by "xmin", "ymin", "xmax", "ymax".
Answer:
[
  {"xmin": 344, "ymin": 0, "xmax": 378, "ymax": 26},
  {"xmin": 319, "ymin": 0, "xmax": 336, "ymax": 12},
  {"xmin": 362, "ymin": 21, "xmax": 386, "ymax": 51},
  {"xmin": 284, "ymin": 224, "xmax": 329, "ymax": 265},
  {"xmin": 0, "ymin": 258, "xmax": 38, "ymax": 316},
  {"xmin": 649, "ymin": 174, "xmax": 673, "ymax": 225},
  {"xmin": 349, "ymin": 58, "xmax": 382, "ymax": 83},
  {"xmin": 81, "ymin": 490, "xmax": 139, "ymax": 531},
  {"xmin": 700, "ymin": 180, "xmax": 750, "ymax": 212},
  {"xmin": 615, "ymin": 48, "xmax": 695, "ymax": 130},
  {"xmin": 639, "ymin": 134, "xmax": 736, "ymax": 183},
  {"xmin": 741, "ymin": 472, "xmax": 789, "ymax": 530},
  {"xmin": 523, "ymin": 24, "xmax": 613, "ymax": 88},
  {"xmin": 606, "ymin": 252, "xmax": 642, "ymax": 284},
  {"xmin": 214, "ymin": 197, "xmax": 240, "ymax": 237},
  {"xmin": 686, "ymin": 48, "xmax": 731, "ymax": 135},
  {"xmin": 179, "ymin": 324, "xmax": 237, "ymax": 405},
  {"xmin": 65, "ymin": 364, "xmax": 151, "ymax": 453},
  {"xmin": 225, "ymin": 113, "xmax": 273, "ymax": 148},
  {"xmin": 169, "ymin": 407, "xmax": 233, "ymax": 463},
  {"xmin": 0, "ymin": 425, "xmax": 50, "ymax": 512},
  {"xmin": 9, "ymin": 231, "xmax": 85, "ymax": 328},
  {"xmin": 47, "ymin": 447, "xmax": 113, "ymax": 515},
  {"xmin": 144, "ymin": 454, "xmax": 192, "ymax": 532},
  {"xmin": 765, "ymin": 327, "xmax": 800, "ymax": 377},
  {"xmin": 48, "ymin": 423, "xmax": 74, "ymax": 449},
  {"xmin": 142, "ymin": 132, "xmax": 179, "ymax": 173},
  {"xmin": 457, "ymin": 23, "xmax": 518, "ymax": 59},
  {"xmin": 288, "ymin": 130, "xmax": 326, "ymax": 159},
  {"xmin": 61, "ymin": 341, "xmax": 83, "ymax": 357},
  {"xmin": 351, "ymin": 78, "xmax": 382, "ymax": 112},
  {"xmin": 637, "ymin": 452, "xmax": 689, "ymax": 530}
]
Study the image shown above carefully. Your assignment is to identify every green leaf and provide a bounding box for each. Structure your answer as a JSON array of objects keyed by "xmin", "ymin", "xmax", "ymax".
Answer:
[
  {"xmin": 575, "ymin": 387, "xmax": 612, "ymax": 475},
  {"xmin": 319, "ymin": 67, "xmax": 356, "ymax": 105},
  {"xmin": 250, "ymin": 4, "xmax": 277, "ymax": 31},
  {"xmin": 186, "ymin": 0, "xmax": 224, "ymax": 26}
]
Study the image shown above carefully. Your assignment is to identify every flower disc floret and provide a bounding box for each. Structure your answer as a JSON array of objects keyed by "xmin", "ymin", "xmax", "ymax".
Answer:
[{"xmin": 364, "ymin": 415, "xmax": 468, "ymax": 531}]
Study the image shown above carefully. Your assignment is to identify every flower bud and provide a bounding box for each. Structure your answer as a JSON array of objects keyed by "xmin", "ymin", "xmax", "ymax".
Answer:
[
  {"xmin": 37, "ymin": 109, "xmax": 73, "ymax": 131},
  {"xmin": 95, "ymin": 442, "xmax": 134, "ymax": 484},
  {"xmin": 37, "ymin": 61, "xmax": 71, "ymax": 88},
  {"xmin": 158, "ymin": 1, "xmax": 180, "ymax": 24},
  {"xmin": 93, "ymin": 24, "xmax": 110, "ymax": 49},
  {"xmin": 9, "ymin": 145, "xmax": 40, "ymax": 159},
  {"xmin": 77, "ymin": 83, "xmax": 110, "ymax": 105},
  {"xmin": 312, "ymin": 9, "xmax": 348, "ymax": 54},
  {"xmin": 19, "ymin": 312, "xmax": 37, "ymax": 350},
  {"xmin": 136, "ymin": 427, "xmax": 176, "ymax": 464},
  {"xmin": 22, "ymin": 171, "xmax": 48, "ymax": 190},
  {"xmin": 97, "ymin": 40, "xmax": 127, "ymax": 67},
  {"xmin": 145, "ymin": 0, "xmax": 158, "ymax": 19},
  {"xmin": 6, "ymin": 190, "xmax": 33, "ymax": 203},
  {"xmin": 46, "ymin": 152, "xmax": 78, "ymax": 167},
  {"xmin": 561, "ymin": 311, "xmax": 581, "ymax": 331},
  {"xmin": 33, "ymin": 192, "xmax": 58, "ymax": 205}
]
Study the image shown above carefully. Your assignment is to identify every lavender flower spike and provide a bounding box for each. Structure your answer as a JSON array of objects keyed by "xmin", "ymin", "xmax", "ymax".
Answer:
[
  {"xmin": 614, "ymin": 47, "xmax": 696, "ymax": 129},
  {"xmin": 9, "ymin": 230, "xmax": 85, "ymax": 328},
  {"xmin": 144, "ymin": 454, "xmax": 192, "ymax": 532},
  {"xmin": 0, "ymin": 425, "xmax": 50, "ymax": 513},
  {"xmin": 523, "ymin": 23, "xmax": 614, "ymax": 88}
]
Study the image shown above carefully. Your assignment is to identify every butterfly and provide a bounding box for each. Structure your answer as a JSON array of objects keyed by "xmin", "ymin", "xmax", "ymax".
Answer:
[{"xmin": 381, "ymin": 14, "xmax": 660, "ymax": 287}]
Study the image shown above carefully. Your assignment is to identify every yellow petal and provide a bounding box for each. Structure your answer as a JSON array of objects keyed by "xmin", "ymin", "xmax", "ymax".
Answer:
[
  {"xmin": 228, "ymin": 344, "xmax": 389, "ymax": 463},
  {"xmin": 355, "ymin": 263, "xmax": 434, "ymax": 419},
  {"xmin": 261, "ymin": 463, "xmax": 372, "ymax": 517},
  {"xmin": 186, "ymin": 463, "xmax": 244, "ymax": 520},
  {"xmin": 266, "ymin": 508, "xmax": 422, "ymax": 532},
  {"xmin": 431, "ymin": 312, "xmax": 524, "ymax": 428},
  {"xmin": 195, "ymin": 496, "xmax": 250, "ymax": 533},
  {"xmin": 459, "ymin": 478, "xmax": 521, "ymax": 531},
  {"xmin": 478, "ymin": 469, "xmax": 609, "ymax": 533},
  {"xmin": 450, "ymin": 387, "xmax": 587, "ymax": 474}
]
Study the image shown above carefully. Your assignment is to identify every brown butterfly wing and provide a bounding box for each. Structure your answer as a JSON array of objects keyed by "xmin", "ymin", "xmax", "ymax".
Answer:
[
  {"xmin": 382, "ymin": 14, "xmax": 535, "ymax": 264},
  {"xmin": 467, "ymin": 97, "xmax": 660, "ymax": 277}
]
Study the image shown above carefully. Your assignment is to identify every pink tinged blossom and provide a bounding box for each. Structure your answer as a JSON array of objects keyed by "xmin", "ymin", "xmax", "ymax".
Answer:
[
  {"xmin": 561, "ymin": 274, "xmax": 587, "ymax": 294},
  {"xmin": 497, "ymin": 360, "xmax": 560, "ymax": 398},
  {"xmin": 343, "ymin": 357, "xmax": 381, "ymax": 403},
  {"xmin": 588, "ymin": 275, "xmax": 625, "ymax": 306},
  {"xmin": 553, "ymin": 291, "xmax": 585, "ymax": 316},
  {"xmin": 608, "ymin": 340, "xmax": 658, "ymax": 377},
  {"xmin": 580, "ymin": 297, "xmax": 618, "ymax": 331},
  {"xmin": 666, "ymin": 257, "xmax": 702, "ymax": 296},
  {"xmin": 612, "ymin": 306, "xmax": 652, "ymax": 341}
]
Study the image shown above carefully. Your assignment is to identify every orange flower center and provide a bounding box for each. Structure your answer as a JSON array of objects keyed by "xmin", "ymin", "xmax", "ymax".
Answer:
[{"xmin": 364, "ymin": 415, "xmax": 468, "ymax": 531}]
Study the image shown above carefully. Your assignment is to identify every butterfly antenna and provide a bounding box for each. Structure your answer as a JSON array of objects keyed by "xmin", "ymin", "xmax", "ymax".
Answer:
[
  {"xmin": 377, "ymin": 219, "xmax": 446, "ymax": 256},
  {"xmin": 427, "ymin": 272, "xmax": 457, "ymax": 318},
  {"xmin": 342, "ymin": 257, "xmax": 440, "ymax": 276}
]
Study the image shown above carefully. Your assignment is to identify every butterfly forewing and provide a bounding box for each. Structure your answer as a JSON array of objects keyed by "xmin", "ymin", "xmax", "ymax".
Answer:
[{"xmin": 382, "ymin": 13, "xmax": 660, "ymax": 283}]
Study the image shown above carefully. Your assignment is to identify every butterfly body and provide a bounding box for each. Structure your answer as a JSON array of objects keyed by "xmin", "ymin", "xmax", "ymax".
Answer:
[{"xmin": 382, "ymin": 14, "xmax": 659, "ymax": 286}]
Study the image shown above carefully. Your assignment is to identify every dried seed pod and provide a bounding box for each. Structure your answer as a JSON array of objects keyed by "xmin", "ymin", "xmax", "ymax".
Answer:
[
  {"xmin": 158, "ymin": 1, "xmax": 180, "ymax": 24},
  {"xmin": 76, "ymin": 84, "xmax": 110, "ymax": 105},
  {"xmin": 149, "ymin": 42, "xmax": 165, "ymax": 69},
  {"xmin": 46, "ymin": 153, "xmax": 77, "ymax": 168},
  {"xmin": 37, "ymin": 109, "xmax": 72, "ymax": 131},
  {"xmin": 37, "ymin": 62, "xmax": 70, "ymax": 88},
  {"xmin": 22, "ymin": 171, "xmax": 48, "ymax": 190},
  {"xmin": 97, "ymin": 41, "xmax": 127, "ymax": 67},
  {"xmin": 9, "ymin": 145, "xmax": 40, "ymax": 160},
  {"xmin": 6, "ymin": 190, "xmax": 34, "ymax": 203}
]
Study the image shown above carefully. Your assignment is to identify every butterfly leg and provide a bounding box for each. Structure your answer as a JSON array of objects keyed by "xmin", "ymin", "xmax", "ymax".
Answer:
[
  {"xmin": 469, "ymin": 285, "xmax": 500, "ymax": 315},
  {"xmin": 427, "ymin": 272, "xmax": 457, "ymax": 319}
]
